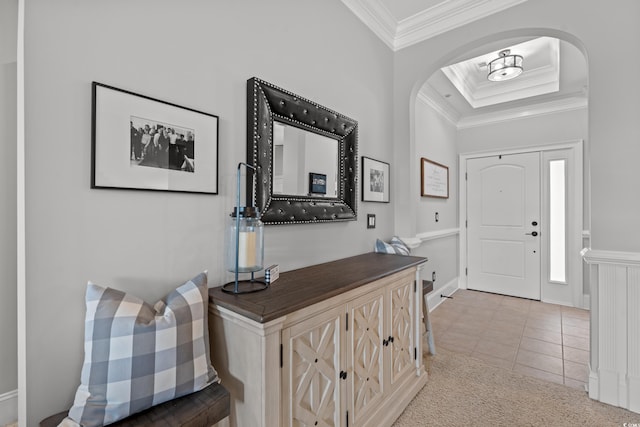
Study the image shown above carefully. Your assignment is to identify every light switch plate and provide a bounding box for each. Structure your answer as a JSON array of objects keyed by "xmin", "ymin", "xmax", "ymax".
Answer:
[{"xmin": 367, "ymin": 214, "xmax": 376, "ymax": 229}]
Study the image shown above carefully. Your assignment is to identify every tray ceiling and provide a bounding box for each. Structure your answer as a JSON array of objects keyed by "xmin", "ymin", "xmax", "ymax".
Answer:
[{"xmin": 341, "ymin": 0, "xmax": 588, "ymax": 126}]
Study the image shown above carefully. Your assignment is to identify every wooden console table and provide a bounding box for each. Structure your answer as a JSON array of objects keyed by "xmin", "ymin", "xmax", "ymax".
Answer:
[{"xmin": 208, "ymin": 253, "xmax": 428, "ymax": 427}]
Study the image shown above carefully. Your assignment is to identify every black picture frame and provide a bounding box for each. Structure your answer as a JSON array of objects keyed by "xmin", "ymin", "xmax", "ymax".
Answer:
[
  {"xmin": 361, "ymin": 156, "xmax": 390, "ymax": 203},
  {"xmin": 91, "ymin": 82, "xmax": 219, "ymax": 194},
  {"xmin": 309, "ymin": 173, "xmax": 327, "ymax": 195}
]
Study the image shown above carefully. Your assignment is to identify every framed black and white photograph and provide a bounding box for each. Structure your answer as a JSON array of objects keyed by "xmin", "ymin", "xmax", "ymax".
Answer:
[
  {"xmin": 421, "ymin": 157, "xmax": 449, "ymax": 198},
  {"xmin": 91, "ymin": 82, "xmax": 219, "ymax": 194},
  {"xmin": 309, "ymin": 172, "xmax": 327, "ymax": 195},
  {"xmin": 361, "ymin": 156, "xmax": 390, "ymax": 203}
]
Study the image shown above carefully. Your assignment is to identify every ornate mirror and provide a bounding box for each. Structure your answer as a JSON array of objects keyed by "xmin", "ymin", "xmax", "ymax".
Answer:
[{"xmin": 247, "ymin": 78, "xmax": 358, "ymax": 225}]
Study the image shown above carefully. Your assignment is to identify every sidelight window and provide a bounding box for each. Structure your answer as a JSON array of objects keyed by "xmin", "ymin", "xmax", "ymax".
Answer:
[{"xmin": 549, "ymin": 160, "xmax": 567, "ymax": 283}]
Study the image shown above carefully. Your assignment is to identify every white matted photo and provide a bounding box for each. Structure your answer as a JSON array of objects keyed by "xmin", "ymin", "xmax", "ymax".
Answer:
[
  {"xmin": 91, "ymin": 82, "xmax": 219, "ymax": 194},
  {"xmin": 361, "ymin": 156, "xmax": 390, "ymax": 203}
]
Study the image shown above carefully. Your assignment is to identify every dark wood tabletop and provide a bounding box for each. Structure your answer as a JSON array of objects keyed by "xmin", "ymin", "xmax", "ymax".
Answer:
[{"xmin": 209, "ymin": 252, "xmax": 427, "ymax": 323}]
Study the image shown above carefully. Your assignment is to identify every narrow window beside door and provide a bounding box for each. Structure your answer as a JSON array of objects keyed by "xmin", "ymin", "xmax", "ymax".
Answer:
[{"xmin": 549, "ymin": 160, "xmax": 566, "ymax": 283}]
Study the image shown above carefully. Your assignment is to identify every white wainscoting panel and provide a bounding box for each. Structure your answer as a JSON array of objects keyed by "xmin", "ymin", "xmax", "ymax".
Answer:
[
  {"xmin": 402, "ymin": 228, "xmax": 460, "ymax": 312},
  {"xmin": 628, "ymin": 267, "xmax": 640, "ymax": 413},
  {"xmin": 583, "ymin": 249, "xmax": 640, "ymax": 414},
  {"xmin": 0, "ymin": 389, "xmax": 17, "ymax": 426},
  {"xmin": 426, "ymin": 278, "xmax": 459, "ymax": 312}
]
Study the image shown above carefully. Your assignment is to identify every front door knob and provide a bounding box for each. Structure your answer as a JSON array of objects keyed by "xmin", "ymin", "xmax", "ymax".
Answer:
[{"xmin": 525, "ymin": 231, "xmax": 539, "ymax": 236}]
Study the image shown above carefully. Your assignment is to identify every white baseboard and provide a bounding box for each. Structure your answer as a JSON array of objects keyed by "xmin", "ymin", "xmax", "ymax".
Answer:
[
  {"xmin": 588, "ymin": 366, "xmax": 598, "ymax": 399},
  {"xmin": 425, "ymin": 278, "xmax": 459, "ymax": 312},
  {"xmin": 0, "ymin": 389, "xmax": 17, "ymax": 426}
]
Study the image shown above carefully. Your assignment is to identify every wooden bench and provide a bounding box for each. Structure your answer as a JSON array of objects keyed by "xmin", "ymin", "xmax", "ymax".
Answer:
[
  {"xmin": 422, "ymin": 280, "xmax": 436, "ymax": 355},
  {"xmin": 40, "ymin": 382, "xmax": 230, "ymax": 427}
]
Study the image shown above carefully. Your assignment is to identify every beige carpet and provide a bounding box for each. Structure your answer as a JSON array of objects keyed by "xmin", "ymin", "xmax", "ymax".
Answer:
[{"xmin": 393, "ymin": 348, "xmax": 640, "ymax": 426}]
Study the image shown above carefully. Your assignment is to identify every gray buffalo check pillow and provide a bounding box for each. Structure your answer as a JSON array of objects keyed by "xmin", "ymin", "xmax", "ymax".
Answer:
[
  {"xmin": 65, "ymin": 272, "xmax": 219, "ymax": 427},
  {"xmin": 374, "ymin": 236, "xmax": 411, "ymax": 256}
]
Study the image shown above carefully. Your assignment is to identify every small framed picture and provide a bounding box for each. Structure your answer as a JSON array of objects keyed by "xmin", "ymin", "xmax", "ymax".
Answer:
[
  {"xmin": 421, "ymin": 157, "xmax": 449, "ymax": 198},
  {"xmin": 361, "ymin": 156, "xmax": 390, "ymax": 203},
  {"xmin": 91, "ymin": 82, "xmax": 219, "ymax": 194},
  {"xmin": 309, "ymin": 172, "xmax": 327, "ymax": 195}
]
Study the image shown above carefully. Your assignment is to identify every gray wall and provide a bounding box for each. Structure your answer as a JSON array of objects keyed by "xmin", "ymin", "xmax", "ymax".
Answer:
[
  {"xmin": 0, "ymin": 0, "xmax": 17, "ymax": 64},
  {"xmin": 457, "ymin": 109, "xmax": 588, "ymax": 154},
  {"xmin": 23, "ymin": 1, "xmax": 393, "ymax": 423},
  {"xmin": 0, "ymin": 0, "xmax": 18, "ymax": 398},
  {"xmin": 393, "ymin": 0, "xmax": 640, "ymax": 254},
  {"xmin": 412, "ymin": 97, "xmax": 458, "ymax": 291},
  {"xmin": 0, "ymin": 62, "xmax": 17, "ymax": 398}
]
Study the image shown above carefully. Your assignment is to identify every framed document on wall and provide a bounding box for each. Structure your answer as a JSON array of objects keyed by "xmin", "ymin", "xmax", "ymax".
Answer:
[{"xmin": 421, "ymin": 157, "xmax": 449, "ymax": 198}]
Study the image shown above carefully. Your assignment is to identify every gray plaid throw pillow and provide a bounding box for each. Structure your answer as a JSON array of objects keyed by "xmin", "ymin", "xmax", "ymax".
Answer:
[
  {"xmin": 66, "ymin": 272, "xmax": 219, "ymax": 427},
  {"xmin": 374, "ymin": 236, "xmax": 411, "ymax": 256}
]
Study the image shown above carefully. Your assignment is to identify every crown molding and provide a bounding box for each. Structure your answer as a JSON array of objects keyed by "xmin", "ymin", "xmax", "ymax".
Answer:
[
  {"xmin": 418, "ymin": 87, "xmax": 586, "ymax": 130},
  {"xmin": 342, "ymin": 0, "xmax": 528, "ymax": 51},
  {"xmin": 340, "ymin": 0, "xmax": 397, "ymax": 50},
  {"xmin": 457, "ymin": 95, "xmax": 587, "ymax": 129},
  {"xmin": 417, "ymin": 85, "xmax": 460, "ymax": 126},
  {"xmin": 396, "ymin": 0, "xmax": 528, "ymax": 50}
]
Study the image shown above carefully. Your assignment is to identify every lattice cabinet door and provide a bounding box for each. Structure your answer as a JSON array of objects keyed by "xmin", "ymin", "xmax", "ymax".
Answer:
[
  {"xmin": 282, "ymin": 305, "xmax": 345, "ymax": 427},
  {"xmin": 386, "ymin": 277, "xmax": 415, "ymax": 390},
  {"xmin": 346, "ymin": 289, "xmax": 385, "ymax": 426}
]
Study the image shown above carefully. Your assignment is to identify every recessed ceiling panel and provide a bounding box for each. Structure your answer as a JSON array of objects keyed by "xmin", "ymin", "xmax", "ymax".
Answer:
[{"xmin": 441, "ymin": 37, "xmax": 560, "ymax": 108}]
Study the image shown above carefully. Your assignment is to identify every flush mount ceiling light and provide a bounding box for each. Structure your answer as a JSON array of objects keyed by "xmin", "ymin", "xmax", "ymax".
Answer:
[{"xmin": 487, "ymin": 49, "xmax": 523, "ymax": 82}]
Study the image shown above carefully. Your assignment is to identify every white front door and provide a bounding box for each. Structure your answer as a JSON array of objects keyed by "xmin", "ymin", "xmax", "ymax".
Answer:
[{"xmin": 467, "ymin": 152, "xmax": 541, "ymax": 300}]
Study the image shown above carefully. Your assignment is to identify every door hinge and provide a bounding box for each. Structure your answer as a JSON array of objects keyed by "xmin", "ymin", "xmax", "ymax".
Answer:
[
  {"xmin": 465, "ymin": 219, "xmax": 468, "ymax": 228},
  {"xmin": 280, "ymin": 344, "xmax": 283, "ymax": 368},
  {"xmin": 346, "ymin": 313, "xmax": 349, "ymax": 331},
  {"xmin": 414, "ymin": 280, "xmax": 417, "ymax": 292},
  {"xmin": 414, "ymin": 347, "xmax": 417, "ymax": 360},
  {"xmin": 465, "ymin": 172, "xmax": 468, "ymax": 181},
  {"xmin": 346, "ymin": 410, "xmax": 349, "ymax": 427},
  {"xmin": 465, "ymin": 267, "xmax": 468, "ymax": 276}
]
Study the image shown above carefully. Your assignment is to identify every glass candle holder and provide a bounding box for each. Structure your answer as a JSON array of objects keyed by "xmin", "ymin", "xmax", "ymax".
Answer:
[{"xmin": 225, "ymin": 206, "xmax": 264, "ymax": 274}]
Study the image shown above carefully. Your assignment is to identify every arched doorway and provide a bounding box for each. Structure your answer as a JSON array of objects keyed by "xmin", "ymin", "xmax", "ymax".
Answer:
[
  {"xmin": 408, "ymin": 31, "xmax": 589, "ymax": 306},
  {"xmin": 407, "ymin": 31, "xmax": 590, "ymax": 388}
]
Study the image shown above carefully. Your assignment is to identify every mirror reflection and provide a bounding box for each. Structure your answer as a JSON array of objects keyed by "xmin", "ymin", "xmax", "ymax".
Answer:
[{"xmin": 272, "ymin": 121, "xmax": 339, "ymax": 197}]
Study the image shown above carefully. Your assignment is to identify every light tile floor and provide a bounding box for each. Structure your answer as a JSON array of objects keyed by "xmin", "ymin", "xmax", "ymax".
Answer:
[{"xmin": 429, "ymin": 289, "xmax": 590, "ymax": 390}]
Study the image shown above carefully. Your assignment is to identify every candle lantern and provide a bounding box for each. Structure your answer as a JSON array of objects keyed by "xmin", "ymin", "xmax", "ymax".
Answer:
[
  {"xmin": 222, "ymin": 163, "xmax": 268, "ymax": 294},
  {"xmin": 225, "ymin": 207, "xmax": 263, "ymax": 273}
]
